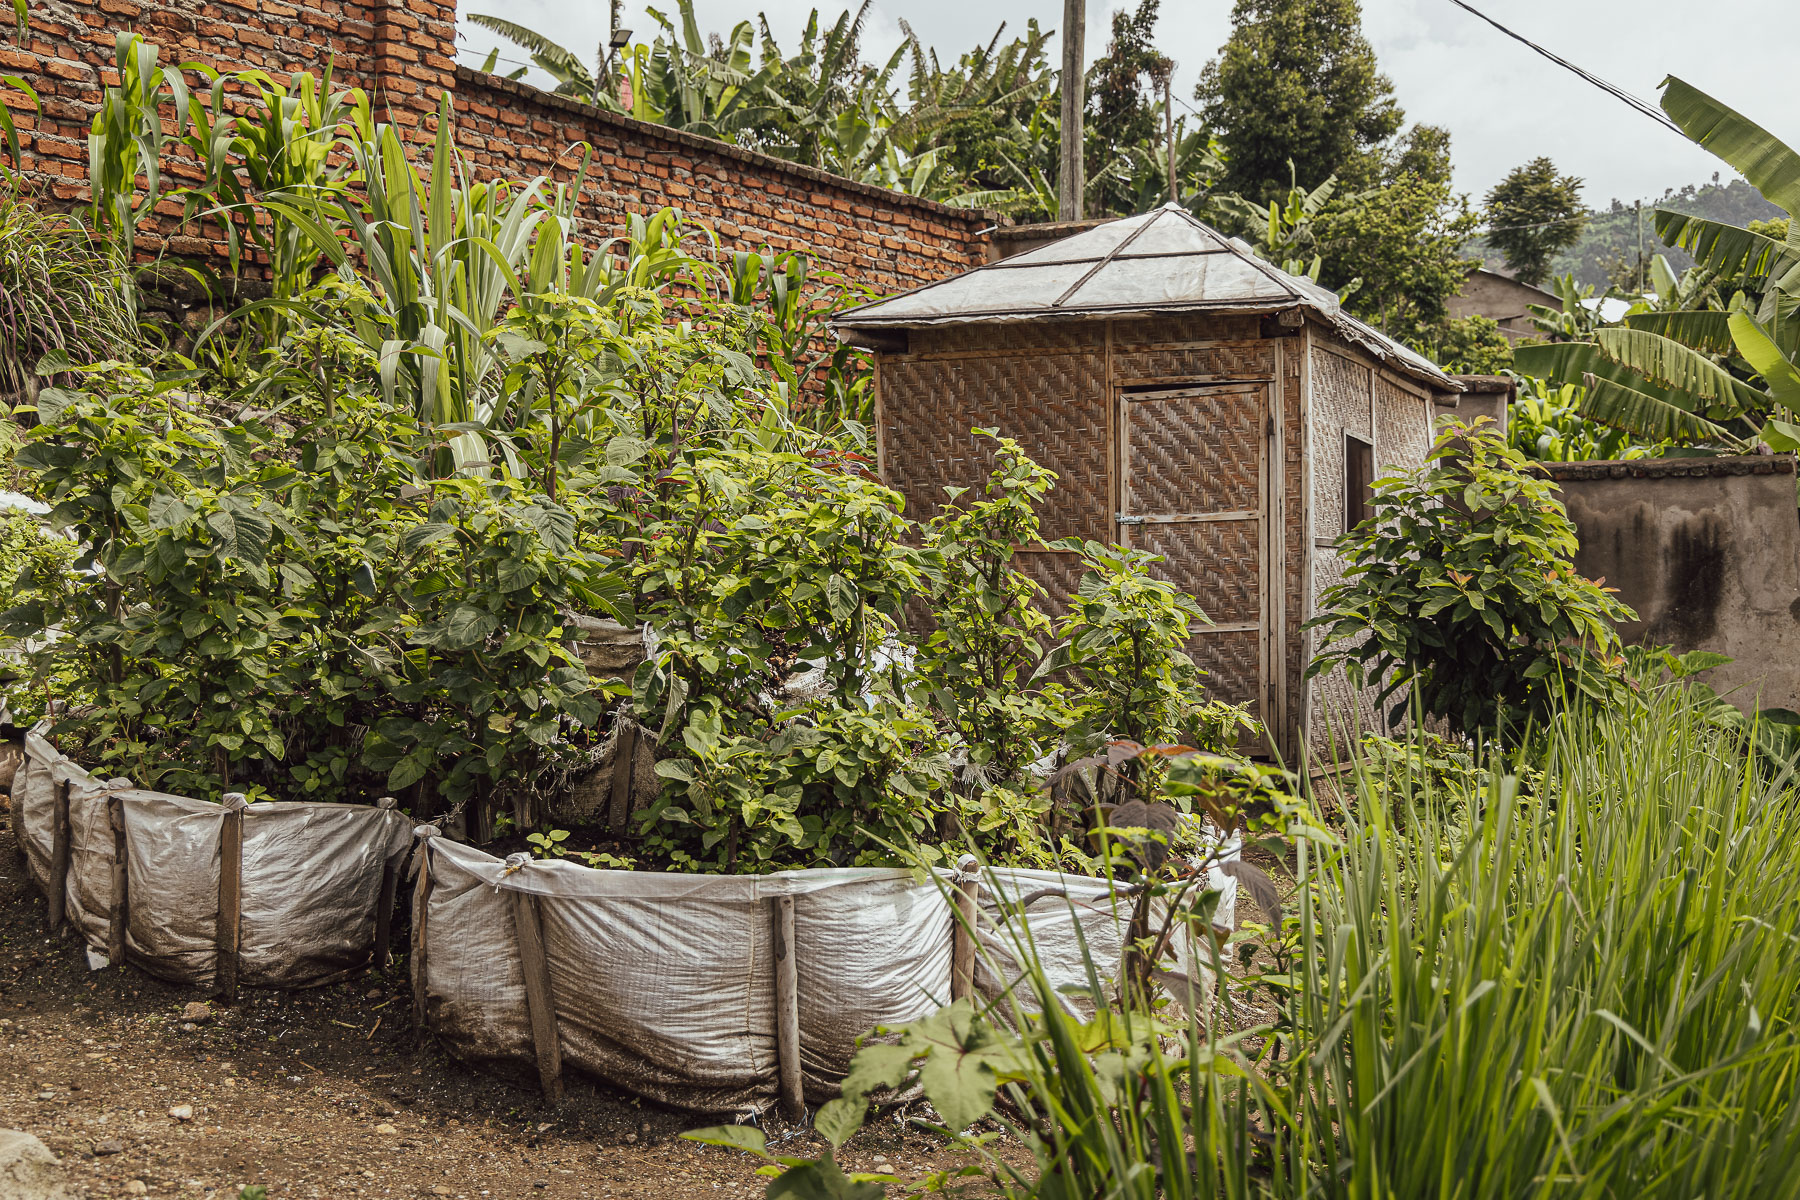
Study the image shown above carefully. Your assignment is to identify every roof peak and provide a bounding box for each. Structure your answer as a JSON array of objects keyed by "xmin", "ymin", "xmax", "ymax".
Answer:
[{"xmin": 832, "ymin": 205, "xmax": 1455, "ymax": 390}]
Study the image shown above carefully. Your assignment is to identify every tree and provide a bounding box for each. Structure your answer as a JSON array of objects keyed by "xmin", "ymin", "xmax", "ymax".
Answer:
[
  {"xmin": 1085, "ymin": 0, "xmax": 1171, "ymax": 216},
  {"xmin": 1314, "ymin": 170, "xmax": 1481, "ymax": 342},
  {"xmin": 1195, "ymin": 0, "xmax": 1403, "ymax": 201},
  {"xmin": 1484, "ymin": 157, "xmax": 1586, "ymax": 286}
]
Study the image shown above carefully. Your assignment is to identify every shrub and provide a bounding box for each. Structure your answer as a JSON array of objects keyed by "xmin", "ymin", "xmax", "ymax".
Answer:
[{"xmin": 1307, "ymin": 418, "xmax": 1634, "ymax": 736}]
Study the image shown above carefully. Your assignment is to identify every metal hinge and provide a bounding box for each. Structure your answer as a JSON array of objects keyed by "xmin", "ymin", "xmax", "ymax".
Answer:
[{"xmin": 1115, "ymin": 514, "xmax": 1145, "ymax": 525}]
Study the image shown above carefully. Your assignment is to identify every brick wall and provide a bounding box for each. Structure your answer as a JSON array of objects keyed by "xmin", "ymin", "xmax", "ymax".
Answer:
[{"xmin": 0, "ymin": 0, "xmax": 992, "ymax": 290}]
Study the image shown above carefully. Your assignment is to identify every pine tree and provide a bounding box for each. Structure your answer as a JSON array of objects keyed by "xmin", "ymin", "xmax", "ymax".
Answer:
[
  {"xmin": 1483, "ymin": 157, "xmax": 1586, "ymax": 286},
  {"xmin": 1195, "ymin": 0, "xmax": 1402, "ymax": 201}
]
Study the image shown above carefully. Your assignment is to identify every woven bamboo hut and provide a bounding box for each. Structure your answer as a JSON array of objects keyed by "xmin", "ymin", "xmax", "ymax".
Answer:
[{"xmin": 832, "ymin": 203, "xmax": 1463, "ymax": 761}]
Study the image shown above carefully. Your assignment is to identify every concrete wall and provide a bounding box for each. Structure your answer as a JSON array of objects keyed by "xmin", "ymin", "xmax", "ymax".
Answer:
[{"xmin": 1546, "ymin": 455, "xmax": 1800, "ymax": 710}]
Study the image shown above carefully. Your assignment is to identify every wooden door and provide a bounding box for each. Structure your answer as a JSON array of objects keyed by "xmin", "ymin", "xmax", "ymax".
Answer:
[{"xmin": 1116, "ymin": 383, "xmax": 1272, "ymax": 724}]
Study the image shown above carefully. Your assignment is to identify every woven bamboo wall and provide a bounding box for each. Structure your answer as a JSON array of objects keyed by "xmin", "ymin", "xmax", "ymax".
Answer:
[
  {"xmin": 1303, "ymin": 333, "xmax": 1438, "ymax": 758},
  {"xmin": 876, "ymin": 312, "xmax": 1366, "ymax": 754},
  {"xmin": 882, "ymin": 324, "xmax": 1110, "ymax": 545},
  {"xmin": 1280, "ymin": 340, "xmax": 1306, "ymax": 762}
]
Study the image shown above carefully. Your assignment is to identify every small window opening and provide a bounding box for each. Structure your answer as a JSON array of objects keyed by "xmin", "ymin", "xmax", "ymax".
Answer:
[{"xmin": 1345, "ymin": 434, "xmax": 1374, "ymax": 533}]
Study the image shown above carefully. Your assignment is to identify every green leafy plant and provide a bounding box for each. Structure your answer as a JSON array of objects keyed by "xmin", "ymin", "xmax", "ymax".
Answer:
[{"xmin": 1308, "ymin": 419, "xmax": 1635, "ymax": 736}]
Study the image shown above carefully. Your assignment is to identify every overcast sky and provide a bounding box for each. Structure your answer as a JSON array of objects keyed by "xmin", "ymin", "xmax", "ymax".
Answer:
[{"xmin": 452, "ymin": 0, "xmax": 1798, "ymax": 211}]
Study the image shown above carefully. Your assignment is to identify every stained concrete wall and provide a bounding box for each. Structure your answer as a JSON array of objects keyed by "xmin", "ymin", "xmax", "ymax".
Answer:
[{"xmin": 1545, "ymin": 454, "xmax": 1800, "ymax": 710}]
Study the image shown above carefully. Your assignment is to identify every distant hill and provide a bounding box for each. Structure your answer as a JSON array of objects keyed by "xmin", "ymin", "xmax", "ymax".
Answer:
[{"xmin": 1474, "ymin": 177, "xmax": 1782, "ymax": 290}]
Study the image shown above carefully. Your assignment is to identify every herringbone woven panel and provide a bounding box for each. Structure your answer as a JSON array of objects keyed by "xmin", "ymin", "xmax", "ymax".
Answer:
[
  {"xmin": 1308, "ymin": 346, "xmax": 1373, "ymax": 537},
  {"xmin": 1189, "ymin": 629, "xmax": 1261, "ymax": 713},
  {"xmin": 1115, "ymin": 314, "xmax": 1261, "ymax": 345},
  {"xmin": 1113, "ymin": 342, "xmax": 1275, "ymax": 382},
  {"xmin": 1125, "ymin": 389, "xmax": 1262, "ymax": 515},
  {"xmin": 883, "ymin": 351, "xmax": 1109, "ymax": 541},
  {"xmin": 912, "ymin": 323, "xmax": 1103, "ymax": 356},
  {"xmin": 1376, "ymin": 377, "xmax": 1431, "ymax": 472},
  {"xmin": 1282, "ymin": 356, "xmax": 1306, "ymax": 749},
  {"xmin": 1014, "ymin": 550, "xmax": 1085, "ymax": 621},
  {"xmin": 1134, "ymin": 522, "xmax": 1261, "ymax": 626}
]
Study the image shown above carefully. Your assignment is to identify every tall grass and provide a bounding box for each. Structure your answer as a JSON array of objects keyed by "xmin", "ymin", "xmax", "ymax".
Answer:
[
  {"xmin": 1291, "ymin": 686, "xmax": 1800, "ymax": 1197},
  {"xmin": 890, "ymin": 686, "xmax": 1800, "ymax": 1198}
]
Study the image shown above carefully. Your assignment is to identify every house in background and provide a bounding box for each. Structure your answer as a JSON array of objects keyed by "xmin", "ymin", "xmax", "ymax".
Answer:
[
  {"xmin": 833, "ymin": 204, "xmax": 1465, "ymax": 762},
  {"xmin": 1448, "ymin": 267, "xmax": 1561, "ymax": 343}
]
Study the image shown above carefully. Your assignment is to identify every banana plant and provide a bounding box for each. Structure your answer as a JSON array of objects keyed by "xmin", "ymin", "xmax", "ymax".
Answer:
[
  {"xmin": 1513, "ymin": 77, "xmax": 1800, "ymax": 452},
  {"xmin": 467, "ymin": 14, "xmax": 613, "ymax": 106}
]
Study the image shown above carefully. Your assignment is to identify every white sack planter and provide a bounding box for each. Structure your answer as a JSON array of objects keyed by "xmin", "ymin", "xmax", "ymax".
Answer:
[{"xmin": 13, "ymin": 724, "xmax": 413, "ymax": 992}]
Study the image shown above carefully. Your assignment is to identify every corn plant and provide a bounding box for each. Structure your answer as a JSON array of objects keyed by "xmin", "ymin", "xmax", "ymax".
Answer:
[{"xmin": 86, "ymin": 32, "xmax": 191, "ymax": 278}]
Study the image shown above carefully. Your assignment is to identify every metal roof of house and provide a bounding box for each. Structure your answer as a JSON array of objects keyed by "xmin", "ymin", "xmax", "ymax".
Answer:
[{"xmin": 834, "ymin": 203, "xmax": 1459, "ymax": 391}]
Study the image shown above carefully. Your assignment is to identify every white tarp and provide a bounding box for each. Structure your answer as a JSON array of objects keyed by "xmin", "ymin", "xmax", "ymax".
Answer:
[
  {"xmin": 413, "ymin": 839, "xmax": 1248, "ymax": 1114},
  {"xmin": 416, "ymin": 838, "xmax": 957, "ymax": 1112},
  {"xmin": 14, "ymin": 725, "xmax": 413, "ymax": 988}
]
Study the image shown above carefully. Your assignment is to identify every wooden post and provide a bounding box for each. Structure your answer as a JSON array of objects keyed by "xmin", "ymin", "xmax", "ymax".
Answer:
[
  {"xmin": 770, "ymin": 894, "xmax": 804, "ymax": 1122},
  {"xmin": 607, "ymin": 721, "xmax": 639, "ymax": 833},
  {"xmin": 1056, "ymin": 0, "xmax": 1086, "ymax": 222},
  {"xmin": 106, "ymin": 794, "xmax": 128, "ymax": 966},
  {"xmin": 951, "ymin": 855, "xmax": 982, "ymax": 1003},
  {"xmin": 46, "ymin": 777, "xmax": 70, "ymax": 932},
  {"xmin": 508, "ymin": 887, "xmax": 564, "ymax": 1103},
  {"xmin": 409, "ymin": 827, "xmax": 438, "ymax": 1043},
  {"xmin": 215, "ymin": 794, "xmax": 247, "ymax": 1002},
  {"xmin": 373, "ymin": 798, "xmax": 401, "ymax": 968}
]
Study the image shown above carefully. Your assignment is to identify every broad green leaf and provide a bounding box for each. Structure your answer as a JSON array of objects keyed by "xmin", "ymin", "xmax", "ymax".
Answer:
[
  {"xmin": 1621, "ymin": 310, "xmax": 1737, "ymax": 356},
  {"xmin": 680, "ymin": 1125, "xmax": 768, "ymax": 1158},
  {"xmin": 766, "ymin": 1154, "xmax": 885, "ymax": 1200},
  {"xmin": 1661, "ymin": 77, "xmax": 1800, "ymax": 217},
  {"xmin": 1593, "ymin": 327, "xmax": 1762, "ymax": 408},
  {"xmin": 205, "ymin": 506, "xmax": 273, "ymax": 566},
  {"xmin": 1729, "ymin": 311, "xmax": 1800, "ymax": 408},
  {"xmin": 1653, "ymin": 210, "xmax": 1795, "ymax": 287}
]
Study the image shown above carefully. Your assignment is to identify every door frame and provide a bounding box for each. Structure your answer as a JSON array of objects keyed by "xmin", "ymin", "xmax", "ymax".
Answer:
[{"xmin": 1113, "ymin": 376, "xmax": 1281, "ymax": 741}]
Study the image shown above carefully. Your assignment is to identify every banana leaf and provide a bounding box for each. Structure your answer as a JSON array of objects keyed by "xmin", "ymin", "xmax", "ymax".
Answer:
[{"xmin": 1660, "ymin": 77, "xmax": 1800, "ymax": 219}]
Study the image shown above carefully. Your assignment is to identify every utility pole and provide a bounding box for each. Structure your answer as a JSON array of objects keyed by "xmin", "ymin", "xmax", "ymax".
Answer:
[
  {"xmin": 1153, "ymin": 57, "xmax": 1176, "ymax": 206},
  {"xmin": 1636, "ymin": 199, "xmax": 1645, "ymax": 295},
  {"xmin": 1058, "ymin": 0, "xmax": 1085, "ymax": 222}
]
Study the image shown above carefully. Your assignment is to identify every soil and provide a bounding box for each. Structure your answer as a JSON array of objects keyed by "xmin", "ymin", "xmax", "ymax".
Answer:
[
  {"xmin": 0, "ymin": 808, "xmax": 996, "ymax": 1200},
  {"xmin": 0, "ymin": 793, "xmax": 1294, "ymax": 1200}
]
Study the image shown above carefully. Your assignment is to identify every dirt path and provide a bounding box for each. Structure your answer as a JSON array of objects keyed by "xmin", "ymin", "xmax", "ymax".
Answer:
[{"xmin": 0, "ymin": 811, "xmax": 990, "ymax": 1200}]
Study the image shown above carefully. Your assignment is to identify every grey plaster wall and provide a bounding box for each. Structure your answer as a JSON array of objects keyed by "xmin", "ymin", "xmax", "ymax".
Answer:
[{"xmin": 1546, "ymin": 455, "xmax": 1800, "ymax": 711}]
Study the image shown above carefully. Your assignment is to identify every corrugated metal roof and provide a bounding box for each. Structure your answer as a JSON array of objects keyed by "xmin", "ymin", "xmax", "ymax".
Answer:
[{"xmin": 834, "ymin": 203, "xmax": 1459, "ymax": 391}]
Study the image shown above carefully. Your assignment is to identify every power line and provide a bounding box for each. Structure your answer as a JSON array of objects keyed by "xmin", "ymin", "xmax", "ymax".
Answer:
[{"xmin": 1443, "ymin": 0, "xmax": 1683, "ymax": 137}]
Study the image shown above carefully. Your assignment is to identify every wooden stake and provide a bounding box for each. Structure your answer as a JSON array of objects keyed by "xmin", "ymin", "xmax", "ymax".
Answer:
[
  {"xmin": 770, "ymin": 894, "xmax": 804, "ymax": 1122},
  {"xmin": 216, "ymin": 794, "xmax": 247, "ymax": 1002},
  {"xmin": 509, "ymin": 888, "xmax": 564, "ymax": 1103},
  {"xmin": 951, "ymin": 856, "xmax": 982, "ymax": 1002},
  {"xmin": 409, "ymin": 829, "xmax": 437, "ymax": 1043},
  {"xmin": 607, "ymin": 721, "xmax": 639, "ymax": 833},
  {"xmin": 46, "ymin": 777, "xmax": 70, "ymax": 933},
  {"xmin": 106, "ymin": 794, "xmax": 128, "ymax": 966}
]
